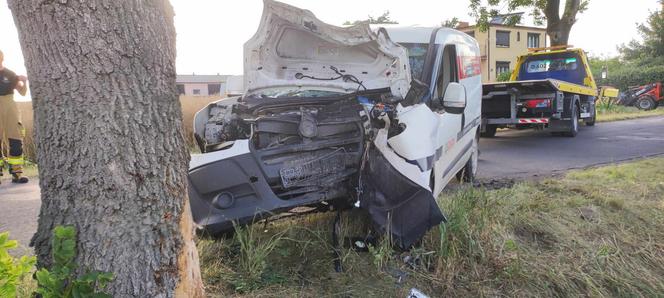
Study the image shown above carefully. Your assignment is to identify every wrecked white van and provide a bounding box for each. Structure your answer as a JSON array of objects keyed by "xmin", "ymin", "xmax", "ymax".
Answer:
[{"xmin": 188, "ymin": 0, "xmax": 481, "ymax": 248}]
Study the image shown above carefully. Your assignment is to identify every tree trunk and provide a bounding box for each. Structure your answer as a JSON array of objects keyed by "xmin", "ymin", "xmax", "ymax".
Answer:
[
  {"xmin": 8, "ymin": 0, "xmax": 204, "ymax": 296},
  {"xmin": 544, "ymin": 0, "xmax": 581, "ymax": 46}
]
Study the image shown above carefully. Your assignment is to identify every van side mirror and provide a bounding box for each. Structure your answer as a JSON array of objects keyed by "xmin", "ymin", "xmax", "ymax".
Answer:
[{"xmin": 442, "ymin": 82, "xmax": 466, "ymax": 114}]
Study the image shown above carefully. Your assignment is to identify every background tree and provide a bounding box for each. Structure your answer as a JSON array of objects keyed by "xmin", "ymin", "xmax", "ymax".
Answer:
[
  {"xmin": 442, "ymin": 17, "xmax": 460, "ymax": 28},
  {"xmin": 8, "ymin": 0, "xmax": 204, "ymax": 296},
  {"xmin": 588, "ymin": 3, "xmax": 663, "ymax": 89},
  {"xmin": 343, "ymin": 11, "xmax": 399, "ymax": 25},
  {"xmin": 618, "ymin": 2, "xmax": 664, "ymax": 64},
  {"xmin": 469, "ymin": 0, "xmax": 589, "ymax": 46}
]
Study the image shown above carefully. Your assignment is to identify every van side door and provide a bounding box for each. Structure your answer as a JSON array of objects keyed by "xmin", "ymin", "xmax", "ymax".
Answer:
[{"xmin": 430, "ymin": 44, "xmax": 465, "ymax": 194}]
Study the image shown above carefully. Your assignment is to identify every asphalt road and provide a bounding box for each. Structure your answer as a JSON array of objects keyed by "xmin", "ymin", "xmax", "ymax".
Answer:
[
  {"xmin": 0, "ymin": 179, "xmax": 40, "ymax": 255},
  {"xmin": 477, "ymin": 116, "xmax": 664, "ymax": 179},
  {"xmin": 1, "ymin": 116, "xmax": 663, "ymax": 252}
]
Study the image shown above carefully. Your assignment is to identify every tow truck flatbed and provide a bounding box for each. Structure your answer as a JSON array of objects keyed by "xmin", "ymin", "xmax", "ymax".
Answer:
[{"xmin": 483, "ymin": 79, "xmax": 597, "ymax": 97}]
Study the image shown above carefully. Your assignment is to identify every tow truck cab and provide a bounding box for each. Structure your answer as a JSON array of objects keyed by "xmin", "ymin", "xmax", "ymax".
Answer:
[{"xmin": 482, "ymin": 47, "xmax": 598, "ymax": 137}]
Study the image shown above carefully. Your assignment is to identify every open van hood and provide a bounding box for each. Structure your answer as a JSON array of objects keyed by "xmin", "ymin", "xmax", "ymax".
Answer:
[{"xmin": 244, "ymin": 0, "xmax": 411, "ymax": 98}]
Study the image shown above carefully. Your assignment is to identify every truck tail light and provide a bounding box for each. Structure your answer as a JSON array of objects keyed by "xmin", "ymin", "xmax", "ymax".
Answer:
[{"xmin": 524, "ymin": 99, "xmax": 551, "ymax": 108}]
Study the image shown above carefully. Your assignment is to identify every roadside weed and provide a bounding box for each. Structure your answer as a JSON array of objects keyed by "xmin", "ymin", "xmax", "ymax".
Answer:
[{"xmin": 0, "ymin": 232, "xmax": 36, "ymax": 298}]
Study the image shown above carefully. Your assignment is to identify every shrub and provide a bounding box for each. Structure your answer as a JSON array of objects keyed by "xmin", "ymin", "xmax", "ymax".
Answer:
[
  {"xmin": 604, "ymin": 64, "xmax": 664, "ymax": 90},
  {"xmin": 496, "ymin": 71, "xmax": 512, "ymax": 82},
  {"xmin": 35, "ymin": 226, "xmax": 113, "ymax": 298},
  {"xmin": 0, "ymin": 232, "xmax": 36, "ymax": 298}
]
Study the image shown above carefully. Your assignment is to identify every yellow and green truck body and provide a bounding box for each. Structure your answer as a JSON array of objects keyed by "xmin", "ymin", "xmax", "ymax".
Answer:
[{"xmin": 481, "ymin": 47, "xmax": 598, "ymax": 137}]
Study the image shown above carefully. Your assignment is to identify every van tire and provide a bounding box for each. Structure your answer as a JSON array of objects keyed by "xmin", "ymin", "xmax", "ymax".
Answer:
[
  {"xmin": 563, "ymin": 104, "xmax": 579, "ymax": 137},
  {"xmin": 456, "ymin": 135, "xmax": 478, "ymax": 183},
  {"xmin": 480, "ymin": 125, "xmax": 497, "ymax": 138}
]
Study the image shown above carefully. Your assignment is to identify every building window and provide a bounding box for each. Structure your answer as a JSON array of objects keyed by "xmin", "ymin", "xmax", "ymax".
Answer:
[
  {"xmin": 527, "ymin": 33, "xmax": 540, "ymax": 48},
  {"xmin": 496, "ymin": 30, "xmax": 510, "ymax": 47},
  {"xmin": 208, "ymin": 83, "xmax": 221, "ymax": 95},
  {"xmin": 176, "ymin": 84, "xmax": 185, "ymax": 95},
  {"xmin": 496, "ymin": 61, "xmax": 510, "ymax": 77},
  {"xmin": 465, "ymin": 31, "xmax": 475, "ymax": 38},
  {"xmin": 193, "ymin": 89, "xmax": 201, "ymax": 95},
  {"xmin": 517, "ymin": 32, "xmax": 520, "ymax": 41}
]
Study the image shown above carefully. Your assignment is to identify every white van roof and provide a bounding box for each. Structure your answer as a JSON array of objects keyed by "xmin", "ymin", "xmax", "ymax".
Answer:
[{"xmin": 375, "ymin": 25, "xmax": 476, "ymax": 46}]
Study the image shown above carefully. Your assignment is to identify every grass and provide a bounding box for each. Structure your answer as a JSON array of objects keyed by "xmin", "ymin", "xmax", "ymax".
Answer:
[
  {"xmin": 197, "ymin": 157, "xmax": 664, "ymax": 297},
  {"xmin": 596, "ymin": 103, "xmax": 664, "ymax": 122}
]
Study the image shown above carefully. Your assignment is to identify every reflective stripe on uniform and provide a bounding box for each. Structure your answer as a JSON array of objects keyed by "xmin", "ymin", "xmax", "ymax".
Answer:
[
  {"xmin": 6, "ymin": 155, "xmax": 24, "ymax": 166},
  {"xmin": 5, "ymin": 156, "xmax": 24, "ymax": 174}
]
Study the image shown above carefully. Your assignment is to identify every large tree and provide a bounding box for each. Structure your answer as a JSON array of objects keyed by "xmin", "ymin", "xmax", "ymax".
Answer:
[
  {"xmin": 470, "ymin": 0, "xmax": 589, "ymax": 46},
  {"xmin": 8, "ymin": 0, "xmax": 204, "ymax": 296}
]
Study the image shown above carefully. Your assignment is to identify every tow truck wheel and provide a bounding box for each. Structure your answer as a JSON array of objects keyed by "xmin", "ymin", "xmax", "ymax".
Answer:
[
  {"xmin": 456, "ymin": 135, "xmax": 478, "ymax": 183},
  {"xmin": 480, "ymin": 124, "xmax": 497, "ymax": 138},
  {"xmin": 636, "ymin": 96, "xmax": 656, "ymax": 110},
  {"xmin": 585, "ymin": 107, "xmax": 596, "ymax": 126},
  {"xmin": 563, "ymin": 105, "xmax": 579, "ymax": 137}
]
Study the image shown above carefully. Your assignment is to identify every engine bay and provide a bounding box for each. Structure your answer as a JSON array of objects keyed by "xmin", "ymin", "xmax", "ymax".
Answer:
[{"xmin": 195, "ymin": 89, "xmax": 399, "ymax": 205}]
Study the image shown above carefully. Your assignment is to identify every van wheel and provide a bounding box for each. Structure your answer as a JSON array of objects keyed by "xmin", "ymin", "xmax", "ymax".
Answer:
[
  {"xmin": 563, "ymin": 105, "xmax": 579, "ymax": 137},
  {"xmin": 480, "ymin": 125, "xmax": 497, "ymax": 138},
  {"xmin": 456, "ymin": 136, "xmax": 478, "ymax": 183}
]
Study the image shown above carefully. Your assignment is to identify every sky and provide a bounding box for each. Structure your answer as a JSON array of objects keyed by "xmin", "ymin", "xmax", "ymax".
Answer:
[{"xmin": 0, "ymin": 0, "xmax": 660, "ymax": 101}]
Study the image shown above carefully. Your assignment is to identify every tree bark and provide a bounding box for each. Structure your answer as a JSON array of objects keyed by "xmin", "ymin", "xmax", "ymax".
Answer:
[
  {"xmin": 8, "ymin": 0, "xmax": 204, "ymax": 296},
  {"xmin": 544, "ymin": 0, "xmax": 581, "ymax": 46}
]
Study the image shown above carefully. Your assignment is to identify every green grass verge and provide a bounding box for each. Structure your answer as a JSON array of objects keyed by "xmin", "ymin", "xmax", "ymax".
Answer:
[
  {"xmin": 198, "ymin": 157, "xmax": 664, "ymax": 297},
  {"xmin": 596, "ymin": 105, "xmax": 664, "ymax": 122}
]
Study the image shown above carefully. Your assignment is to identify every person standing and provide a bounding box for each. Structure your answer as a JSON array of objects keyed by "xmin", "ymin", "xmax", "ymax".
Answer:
[{"xmin": 0, "ymin": 50, "xmax": 29, "ymax": 183}]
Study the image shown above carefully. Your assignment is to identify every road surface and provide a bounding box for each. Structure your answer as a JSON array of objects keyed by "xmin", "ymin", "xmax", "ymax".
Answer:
[
  {"xmin": 0, "ymin": 179, "xmax": 40, "ymax": 255},
  {"xmin": 477, "ymin": 116, "xmax": 664, "ymax": 179},
  {"xmin": 1, "ymin": 116, "xmax": 663, "ymax": 252}
]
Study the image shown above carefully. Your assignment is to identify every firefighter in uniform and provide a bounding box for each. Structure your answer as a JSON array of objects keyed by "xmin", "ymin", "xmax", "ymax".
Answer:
[{"xmin": 0, "ymin": 50, "xmax": 29, "ymax": 183}]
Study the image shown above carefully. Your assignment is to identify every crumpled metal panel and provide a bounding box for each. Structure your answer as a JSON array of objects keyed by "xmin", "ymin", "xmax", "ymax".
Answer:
[{"xmin": 243, "ymin": 0, "xmax": 411, "ymax": 98}]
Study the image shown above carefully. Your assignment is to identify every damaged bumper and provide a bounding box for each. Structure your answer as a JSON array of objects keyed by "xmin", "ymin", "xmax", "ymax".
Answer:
[{"xmin": 189, "ymin": 140, "xmax": 347, "ymax": 234}]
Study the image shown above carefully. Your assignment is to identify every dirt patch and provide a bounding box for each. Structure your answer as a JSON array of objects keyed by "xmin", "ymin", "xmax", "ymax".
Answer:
[
  {"xmin": 475, "ymin": 178, "xmax": 516, "ymax": 190},
  {"xmin": 513, "ymin": 224, "xmax": 557, "ymax": 250}
]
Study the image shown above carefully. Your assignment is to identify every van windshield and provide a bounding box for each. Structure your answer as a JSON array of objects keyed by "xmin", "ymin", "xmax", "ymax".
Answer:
[{"xmin": 399, "ymin": 43, "xmax": 432, "ymax": 80}]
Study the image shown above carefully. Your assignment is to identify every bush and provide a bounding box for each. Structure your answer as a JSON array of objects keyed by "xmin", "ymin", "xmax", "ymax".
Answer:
[
  {"xmin": 0, "ymin": 232, "xmax": 36, "ymax": 298},
  {"xmin": 35, "ymin": 226, "xmax": 113, "ymax": 298},
  {"xmin": 496, "ymin": 71, "xmax": 512, "ymax": 82},
  {"xmin": 604, "ymin": 64, "xmax": 664, "ymax": 90}
]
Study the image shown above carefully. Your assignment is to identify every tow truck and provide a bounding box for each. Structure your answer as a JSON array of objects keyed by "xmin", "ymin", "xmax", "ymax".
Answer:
[{"xmin": 481, "ymin": 45, "xmax": 598, "ymax": 137}]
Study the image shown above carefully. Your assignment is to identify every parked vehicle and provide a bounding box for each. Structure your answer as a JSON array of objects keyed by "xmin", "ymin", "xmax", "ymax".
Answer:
[
  {"xmin": 618, "ymin": 82, "xmax": 662, "ymax": 110},
  {"xmin": 481, "ymin": 46, "xmax": 598, "ymax": 137},
  {"xmin": 187, "ymin": 0, "xmax": 481, "ymax": 248}
]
